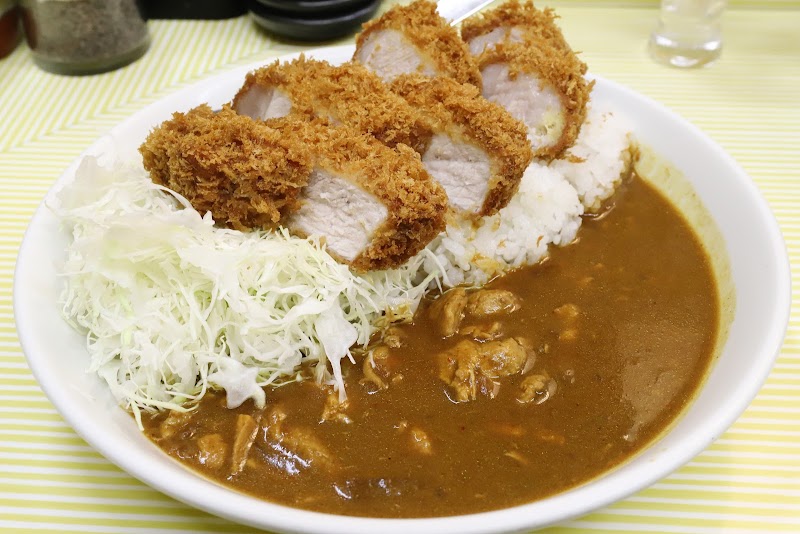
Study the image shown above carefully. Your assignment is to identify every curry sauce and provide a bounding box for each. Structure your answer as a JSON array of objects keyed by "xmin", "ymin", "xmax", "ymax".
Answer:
[{"xmin": 142, "ymin": 174, "xmax": 718, "ymax": 517}]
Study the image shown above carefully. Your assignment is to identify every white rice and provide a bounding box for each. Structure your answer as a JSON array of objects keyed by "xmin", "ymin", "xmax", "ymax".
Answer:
[
  {"xmin": 421, "ymin": 105, "xmax": 633, "ymax": 287},
  {"xmin": 422, "ymin": 162, "xmax": 583, "ymax": 287},
  {"xmin": 549, "ymin": 103, "xmax": 633, "ymax": 212}
]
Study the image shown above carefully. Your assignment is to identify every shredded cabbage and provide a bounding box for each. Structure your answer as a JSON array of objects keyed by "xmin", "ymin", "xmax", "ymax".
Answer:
[{"xmin": 53, "ymin": 156, "xmax": 440, "ymax": 424}]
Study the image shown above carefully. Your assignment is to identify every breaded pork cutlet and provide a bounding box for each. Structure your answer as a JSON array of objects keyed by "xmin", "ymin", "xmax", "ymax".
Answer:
[
  {"xmin": 232, "ymin": 57, "xmax": 433, "ymax": 154},
  {"xmin": 278, "ymin": 120, "xmax": 447, "ymax": 272},
  {"xmin": 141, "ymin": 108, "xmax": 446, "ymax": 271},
  {"xmin": 461, "ymin": 1, "xmax": 592, "ymax": 160},
  {"xmin": 139, "ymin": 105, "xmax": 311, "ymax": 231},
  {"xmin": 354, "ymin": 0, "xmax": 481, "ymax": 88},
  {"xmin": 391, "ymin": 74, "xmax": 532, "ymax": 217},
  {"xmin": 461, "ymin": 0, "xmax": 570, "ymax": 56}
]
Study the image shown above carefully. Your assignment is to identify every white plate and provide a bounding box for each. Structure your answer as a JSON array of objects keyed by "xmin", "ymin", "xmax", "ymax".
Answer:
[{"xmin": 14, "ymin": 45, "xmax": 791, "ymax": 533}]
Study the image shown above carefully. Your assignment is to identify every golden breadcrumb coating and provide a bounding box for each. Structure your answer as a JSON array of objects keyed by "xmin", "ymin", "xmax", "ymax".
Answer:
[
  {"xmin": 479, "ymin": 40, "xmax": 593, "ymax": 160},
  {"xmin": 230, "ymin": 57, "xmax": 315, "ymax": 118},
  {"xmin": 139, "ymin": 105, "xmax": 312, "ymax": 231},
  {"xmin": 462, "ymin": 0, "xmax": 593, "ymax": 160},
  {"xmin": 391, "ymin": 74, "xmax": 533, "ymax": 217},
  {"xmin": 355, "ymin": 0, "xmax": 482, "ymax": 88},
  {"xmin": 461, "ymin": 0, "xmax": 569, "ymax": 50},
  {"xmin": 141, "ymin": 106, "xmax": 443, "ymax": 271},
  {"xmin": 270, "ymin": 119, "xmax": 448, "ymax": 272},
  {"xmin": 232, "ymin": 56, "xmax": 434, "ymax": 154}
]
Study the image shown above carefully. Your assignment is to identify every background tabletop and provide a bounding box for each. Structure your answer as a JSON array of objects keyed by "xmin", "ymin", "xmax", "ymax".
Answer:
[{"xmin": 1, "ymin": 1, "xmax": 798, "ymax": 532}]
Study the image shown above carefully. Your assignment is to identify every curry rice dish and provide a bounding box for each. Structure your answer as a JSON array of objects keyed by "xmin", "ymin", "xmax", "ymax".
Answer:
[
  {"xmin": 143, "ymin": 175, "xmax": 719, "ymax": 517},
  {"xmin": 55, "ymin": 0, "xmax": 721, "ymax": 520}
]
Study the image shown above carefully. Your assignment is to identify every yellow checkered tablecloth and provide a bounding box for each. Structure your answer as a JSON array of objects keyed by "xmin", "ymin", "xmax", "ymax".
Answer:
[{"xmin": 1, "ymin": 1, "xmax": 798, "ymax": 532}]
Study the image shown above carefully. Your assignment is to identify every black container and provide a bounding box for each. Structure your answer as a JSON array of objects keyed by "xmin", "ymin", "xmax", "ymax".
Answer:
[
  {"xmin": 255, "ymin": 0, "xmax": 371, "ymax": 15},
  {"xmin": 143, "ymin": 0, "xmax": 247, "ymax": 20},
  {"xmin": 248, "ymin": 0, "xmax": 380, "ymax": 41}
]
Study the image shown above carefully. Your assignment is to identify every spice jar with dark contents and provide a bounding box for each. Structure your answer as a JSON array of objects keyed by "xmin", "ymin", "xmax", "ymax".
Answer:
[
  {"xmin": 0, "ymin": 0, "xmax": 21, "ymax": 59},
  {"xmin": 21, "ymin": 0, "xmax": 149, "ymax": 75}
]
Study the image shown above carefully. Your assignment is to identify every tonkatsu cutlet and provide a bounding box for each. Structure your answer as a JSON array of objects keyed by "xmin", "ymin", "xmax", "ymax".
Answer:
[
  {"xmin": 280, "ymin": 120, "xmax": 447, "ymax": 271},
  {"xmin": 461, "ymin": 1, "xmax": 592, "ymax": 159},
  {"xmin": 461, "ymin": 0, "xmax": 569, "ymax": 56},
  {"xmin": 391, "ymin": 74, "xmax": 532, "ymax": 217},
  {"xmin": 232, "ymin": 56, "xmax": 528, "ymax": 218},
  {"xmin": 139, "ymin": 104, "xmax": 311, "ymax": 231},
  {"xmin": 232, "ymin": 57, "xmax": 434, "ymax": 154},
  {"xmin": 139, "ymin": 107, "xmax": 447, "ymax": 271},
  {"xmin": 354, "ymin": 0, "xmax": 481, "ymax": 88}
]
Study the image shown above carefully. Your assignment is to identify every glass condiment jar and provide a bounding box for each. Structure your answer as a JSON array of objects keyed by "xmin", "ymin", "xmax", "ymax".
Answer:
[
  {"xmin": 649, "ymin": 0, "xmax": 726, "ymax": 68},
  {"xmin": 20, "ymin": 0, "xmax": 150, "ymax": 75},
  {"xmin": 0, "ymin": 0, "xmax": 21, "ymax": 59}
]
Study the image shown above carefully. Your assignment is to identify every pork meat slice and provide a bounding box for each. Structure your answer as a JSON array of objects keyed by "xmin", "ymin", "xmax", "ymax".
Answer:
[
  {"xmin": 353, "ymin": 0, "xmax": 481, "ymax": 87},
  {"xmin": 461, "ymin": 1, "xmax": 593, "ymax": 160},
  {"xmin": 233, "ymin": 84, "xmax": 293, "ymax": 121},
  {"xmin": 391, "ymin": 75, "xmax": 532, "ymax": 217},
  {"xmin": 480, "ymin": 63, "xmax": 567, "ymax": 155},
  {"xmin": 355, "ymin": 28, "xmax": 437, "ymax": 82},
  {"xmin": 281, "ymin": 120, "xmax": 447, "ymax": 271},
  {"xmin": 461, "ymin": 1, "xmax": 567, "ymax": 55},
  {"xmin": 289, "ymin": 168, "xmax": 389, "ymax": 264},
  {"xmin": 466, "ymin": 26, "xmax": 525, "ymax": 56},
  {"xmin": 232, "ymin": 57, "xmax": 433, "ymax": 154}
]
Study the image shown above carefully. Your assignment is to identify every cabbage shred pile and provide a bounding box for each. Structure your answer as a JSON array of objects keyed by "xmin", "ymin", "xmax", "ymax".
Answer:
[{"xmin": 55, "ymin": 157, "xmax": 440, "ymax": 425}]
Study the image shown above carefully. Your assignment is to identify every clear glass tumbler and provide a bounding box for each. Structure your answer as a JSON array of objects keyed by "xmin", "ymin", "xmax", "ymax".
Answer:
[{"xmin": 649, "ymin": 0, "xmax": 726, "ymax": 68}]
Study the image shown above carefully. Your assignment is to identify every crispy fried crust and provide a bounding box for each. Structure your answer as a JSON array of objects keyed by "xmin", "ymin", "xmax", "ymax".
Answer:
[
  {"xmin": 231, "ymin": 57, "xmax": 315, "ymax": 118},
  {"xmin": 273, "ymin": 119, "xmax": 448, "ymax": 272},
  {"xmin": 462, "ymin": 0, "xmax": 593, "ymax": 159},
  {"xmin": 232, "ymin": 56, "xmax": 434, "ymax": 154},
  {"xmin": 391, "ymin": 74, "xmax": 533, "ymax": 217},
  {"xmin": 461, "ymin": 0, "xmax": 569, "ymax": 50},
  {"xmin": 355, "ymin": 0, "xmax": 482, "ymax": 88},
  {"xmin": 479, "ymin": 41, "xmax": 593, "ymax": 160},
  {"xmin": 139, "ymin": 105, "xmax": 312, "ymax": 231}
]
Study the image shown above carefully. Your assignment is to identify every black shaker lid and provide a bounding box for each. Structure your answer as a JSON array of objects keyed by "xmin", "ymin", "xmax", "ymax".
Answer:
[
  {"xmin": 143, "ymin": 0, "xmax": 248, "ymax": 20},
  {"xmin": 248, "ymin": 0, "xmax": 381, "ymax": 41}
]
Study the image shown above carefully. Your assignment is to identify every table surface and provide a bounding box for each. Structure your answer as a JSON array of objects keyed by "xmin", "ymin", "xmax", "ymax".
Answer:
[{"xmin": 1, "ymin": 1, "xmax": 798, "ymax": 532}]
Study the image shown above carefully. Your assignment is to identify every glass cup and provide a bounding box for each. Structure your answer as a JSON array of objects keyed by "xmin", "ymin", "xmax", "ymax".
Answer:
[{"xmin": 649, "ymin": 0, "xmax": 726, "ymax": 68}]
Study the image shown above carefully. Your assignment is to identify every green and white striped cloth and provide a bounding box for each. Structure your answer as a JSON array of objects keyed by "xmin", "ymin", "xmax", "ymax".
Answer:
[{"xmin": 0, "ymin": 1, "xmax": 798, "ymax": 532}]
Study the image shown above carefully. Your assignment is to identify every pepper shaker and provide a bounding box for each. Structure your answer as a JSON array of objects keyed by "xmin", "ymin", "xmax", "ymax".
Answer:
[
  {"xmin": 20, "ymin": 0, "xmax": 150, "ymax": 75},
  {"xmin": 0, "ymin": 0, "xmax": 21, "ymax": 59}
]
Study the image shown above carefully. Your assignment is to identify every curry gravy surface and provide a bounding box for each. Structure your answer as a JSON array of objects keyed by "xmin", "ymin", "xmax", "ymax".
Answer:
[{"xmin": 143, "ymin": 175, "xmax": 718, "ymax": 517}]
